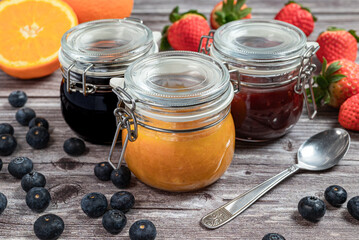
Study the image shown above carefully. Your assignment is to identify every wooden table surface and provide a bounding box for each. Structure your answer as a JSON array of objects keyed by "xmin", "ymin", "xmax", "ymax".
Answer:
[{"xmin": 1, "ymin": 0, "xmax": 359, "ymax": 239}]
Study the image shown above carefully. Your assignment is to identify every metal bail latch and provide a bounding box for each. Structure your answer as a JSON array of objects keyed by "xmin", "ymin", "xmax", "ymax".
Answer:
[
  {"xmin": 198, "ymin": 30, "xmax": 216, "ymax": 54},
  {"xmin": 223, "ymin": 62, "xmax": 241, "ymax": 93},
  {"xmin": 66, "ymin": 62, "xmax": 96, "ymax": 96},
  {"xmin": 107, "ymin": 86, "xmax": 138, "ymax": 170},
  {"xmin": 295, "ymin": 43, "xmax": 320, "ymax": 120}
]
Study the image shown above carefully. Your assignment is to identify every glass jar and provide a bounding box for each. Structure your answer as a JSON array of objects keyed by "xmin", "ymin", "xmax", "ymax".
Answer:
[
  {"xmin": 199, "ymin": 19, "xmax": 319, "ymax": 141},
  {"xmin": 58, "ymin": 18, "xmax": 158, "ymax": 144},
  {"xmin": 108, "ymin": 51, "xmax": 235, "ymax": 192}
]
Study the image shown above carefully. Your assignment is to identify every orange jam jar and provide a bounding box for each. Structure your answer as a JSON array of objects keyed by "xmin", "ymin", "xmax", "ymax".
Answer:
[{"xmin": 109, "ymin": 51, "xmax": 235, "ymax": 192}]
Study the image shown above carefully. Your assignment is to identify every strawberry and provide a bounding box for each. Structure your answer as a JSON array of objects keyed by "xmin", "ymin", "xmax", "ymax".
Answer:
[
  {"xmin": 338, "ymin": 94, "xmax": 359, "ymax": 131},
  {"xmin": 316, "ymin": 27, "xmax": 359, "ymax": 63},
  {"xmin": 274, "ymin": 1, "xmax": 316, "ymax": 37},
  {"xmin": 160, "ymin": 7, "xmax": 210, "ymax": 52},
  {"xmin": 210, "ymin": 0, "xmax": 252, "ymax": 30},
  {"xmin": 309, "ymin": 58, "xmax": 359, "ymax": 108}
]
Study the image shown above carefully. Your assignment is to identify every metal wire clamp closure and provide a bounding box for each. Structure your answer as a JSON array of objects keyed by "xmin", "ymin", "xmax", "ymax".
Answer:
[
  {"xmin": 65, "ymin": 62, "xmax": 95, "ymax": 96},
  {"xmin": 199, "ymin": 31, "xmax": 241, "ymax": 94},
  {"xmin": 198, "ymin": 30, "xmax": 215, "ymax": 54},
  {"xmin": 294, "ymin": 44, "xmax": 320, "ymax": 120},
  {"xmin": 107, "ymin": 86, "xmax": 138, "ymax": 170}
]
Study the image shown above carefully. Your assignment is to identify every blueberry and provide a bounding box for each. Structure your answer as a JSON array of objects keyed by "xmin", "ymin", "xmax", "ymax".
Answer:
[
  {"xmin": 324, "ymin": 185, "xmax": 347, "ymax": 207},
  {"xmin": 63, "ymin": 138, "xmax": 86, "ymax": 156},
  {"xmin": 16, "ymin": 107, "xmax": 36, "ymax": 126},
  {"xmin": 298, "ymin": 196, "xmax": 326, "ymax": 222},
  {"xmin": 34, "ymin": 214, "xmax": 64, "ymax": 240},
  {"xmin": 0, "ymin": 123, "xmax": 14, "ymax": 135},
  {"xmin": 0, "ymin": 134, "xmax": 17, "ymax": 156},
  {"xmin": 29, "ymin": 117, "xmax": 49, "ymax": 130},
  {"xmin": 0, "ymin": 158, "xmax": 2, "ymax": 171},
  {"xmin": 102, "ymin": 209, "xmax": 127, "ymax": 234},
  {"xmin": 94, "ymin": 162, "xmax": 113, "ymax": 181},
  {"xmin": 111, "ymin": 166, "xmax": 131, "ymax": 189},
  {"xmin": 26, "ymin": 127, "xmax": 50, "ymax": 149},
  {"xmin": 0, "ymin": 192, "xmax": 7, "ymax": 215},
  {"xmin": 347, "ymin": 196, "xmax": 359, "ymax": 220},
  {"xmin": 262, "ymin": 233, "xmax": 286, "ymax": 240},
  {"xmin": 26, "ymin": 187, "xmax": 51, "ymax": 212},
  {"xmin": 129, "ymin": 220, "xmax": 157, "ymax": 240},
  {"xmin": 110, "ymin": 191, "xmax": 135, "ymax": 213},
  {"xmin": 21, "ymin": 172, "xmax": 46, "ymax": 192},
  {"xmin": 81, "ymin": 192, "xmax": 108, "ymax": 218},
  {"xmin": 8, "ymin": 157, "xmax": 33, "ymax": 179},
  {"xmin": 8, "ymin": 90, "xmax": 27, "ymax": 108}
]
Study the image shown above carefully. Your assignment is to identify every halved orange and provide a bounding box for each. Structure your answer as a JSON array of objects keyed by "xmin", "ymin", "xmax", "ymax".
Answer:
[{"xmin": 0, "ymin": 0, "xmax": 78, "ymax": 79}]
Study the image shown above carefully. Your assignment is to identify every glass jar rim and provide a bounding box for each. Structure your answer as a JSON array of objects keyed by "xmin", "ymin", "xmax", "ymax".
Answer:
[
  {"xmin": 110, "ymin": 51, "xmax": 234, "ymax": 122},
  {"xmin": 59, "ymin": 18, "xmax": 156, "ymax": 77},
  {"xmin": 213, "ymin": 19, "xmax": 307, "ymax": 62},
  {"xmin": 125, "ymin": 51, "xmax": 231, "ymax": 108}
]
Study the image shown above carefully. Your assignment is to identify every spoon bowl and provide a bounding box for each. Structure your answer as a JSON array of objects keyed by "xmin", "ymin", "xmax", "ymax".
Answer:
[{"xmin": 297, "ymin": 128, "xmax": 350, "ymax": 171}]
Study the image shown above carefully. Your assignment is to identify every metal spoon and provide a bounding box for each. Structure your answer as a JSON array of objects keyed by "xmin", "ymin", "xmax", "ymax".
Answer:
[{"xmin": 201, "ymin": 128, "xmax": 351, "ymax": 229}]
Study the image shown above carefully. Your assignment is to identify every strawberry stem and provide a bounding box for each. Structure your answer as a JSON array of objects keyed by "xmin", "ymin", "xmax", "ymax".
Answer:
[{"xmin": 214, "ymin": 0, "xmax": 251, "ymax": 27}]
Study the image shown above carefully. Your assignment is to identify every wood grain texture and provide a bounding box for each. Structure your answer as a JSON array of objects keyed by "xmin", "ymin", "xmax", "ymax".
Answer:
[{"xmin": 1, "ymin": 0, "xmax": 359, "ymax": 239}]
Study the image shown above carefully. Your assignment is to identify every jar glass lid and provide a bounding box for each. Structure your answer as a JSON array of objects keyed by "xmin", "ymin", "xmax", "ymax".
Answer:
[
  {"xmin": 213, "ymin": 19, "xmax": 307, "ymax": 61},
  {"xmin": 124, "ymin": 51, "xmax": 230, "ymax": 108},
  {"xmin": 61, "ymin": 19, "xmax": 154, "ymax": 64}
]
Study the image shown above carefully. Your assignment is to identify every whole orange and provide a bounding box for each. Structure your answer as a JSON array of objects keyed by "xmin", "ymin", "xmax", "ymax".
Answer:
[{"xmin": 62, "ymin": 0, "xmax": 134, "ymax": 23}]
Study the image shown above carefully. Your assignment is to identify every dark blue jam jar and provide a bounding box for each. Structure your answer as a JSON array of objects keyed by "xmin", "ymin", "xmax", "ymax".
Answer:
[{"xmin": 58, "ymin": 19, "xmax": 158, "ymax": 144}]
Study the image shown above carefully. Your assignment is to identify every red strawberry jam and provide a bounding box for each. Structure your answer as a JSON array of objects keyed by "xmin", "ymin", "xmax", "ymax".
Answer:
[{"xmin": 232, "ymin": 75, "xmax": 303, "ymax": 141}]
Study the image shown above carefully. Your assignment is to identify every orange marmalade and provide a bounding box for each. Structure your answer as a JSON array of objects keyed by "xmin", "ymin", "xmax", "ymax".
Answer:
[
  {"xmin": 110, "ymin": 51, "xmax": 235, "ymax": 192},
  {"xmin": 123, "ymin": 113, "xmax": 235, "ymax": 192}
]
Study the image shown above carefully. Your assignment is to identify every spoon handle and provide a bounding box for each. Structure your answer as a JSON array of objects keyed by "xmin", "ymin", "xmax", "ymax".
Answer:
[{"xmin": 201, "ymin": 164, "xmax": 300, "ymax": 229}]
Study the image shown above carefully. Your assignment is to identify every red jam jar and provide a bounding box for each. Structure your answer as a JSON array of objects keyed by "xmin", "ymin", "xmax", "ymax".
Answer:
[
  {"xmin": 200, "ymin": 20, "xmax": 319, "ymax": 141},
  {"xmin": 58, "ymin": 19, "xmax": 158, "ymax": 144}
]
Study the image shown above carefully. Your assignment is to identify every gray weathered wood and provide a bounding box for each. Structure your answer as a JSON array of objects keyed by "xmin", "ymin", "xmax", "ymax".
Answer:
[{"xmin": 1, "ymin": 0, "xmax": 359, "ymax": 239}]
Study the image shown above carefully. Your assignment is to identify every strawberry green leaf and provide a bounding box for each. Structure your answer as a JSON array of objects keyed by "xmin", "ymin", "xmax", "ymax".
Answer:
[
  {"xmin": 214, "ymin": 0, "xmax": 251, "ymax": 27},
  {"xmin": 215, "ymin": 11, "xmax": 226, "ymax": 26},
  {"xmin": 306, "ymin": 87, "xmax": 325, "ymax": 105},
  {"xmin": 234, "ymin": 0, "xmax": 245, "ymax": 12},
  {"xmin": 323, "ymin": 91, "xmax": 331, "ymax": 105},
  {"xmin": 312, "ymin": 57, "xmax": 346, "ymax": 106},
  {"xmin": 222, "ymin": 0, "xmax": 233, "ymax": 13},
  {"xmin": 183, "ymin": 10, "xmax": 207, "ymax": 20},
  {"xmin": 349, "ymin": 30, "xmax": 359, "ymax": 42},
  {"xmin": 325, "ymin": 61, "xmax": 342, "ymax": 78},
  {"xmin": 327, "ymin": 26, "xmax": 346, "ymax": 31},
  {"xmin": 286, "ymin": 1, "xmax": 297, "ymax": 5},
  {"xmin": 238, "ymin": 7, "xmax": 251, "ymax": 19},
  {"xmin": 169, "ymin": 6, "xmax": 181, "ymax": 23},
  {"xmin": 161, "ymin": 25, "xmax": 169, "ymax": 35},
  {"xmin": 169, "ymin": 6, "xmax": 206, "ymax": 23},
  {"xmin": 226, "ymin": 12, "xmax": 237, "ymax": 22},
  {"xmin": 316, "ymin": 76, "xmax": 329, "ymax": 89},
  {"xmin": 160, "ymin": 25, "xmax": 171, "ymax": 51},
  {"xmin": 321, "ymin": 58, "xmax": 327, "ymax": 76},
  {"xmin": 328, "ymin": 74, "xmax": 346, "ymax": 83}
]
